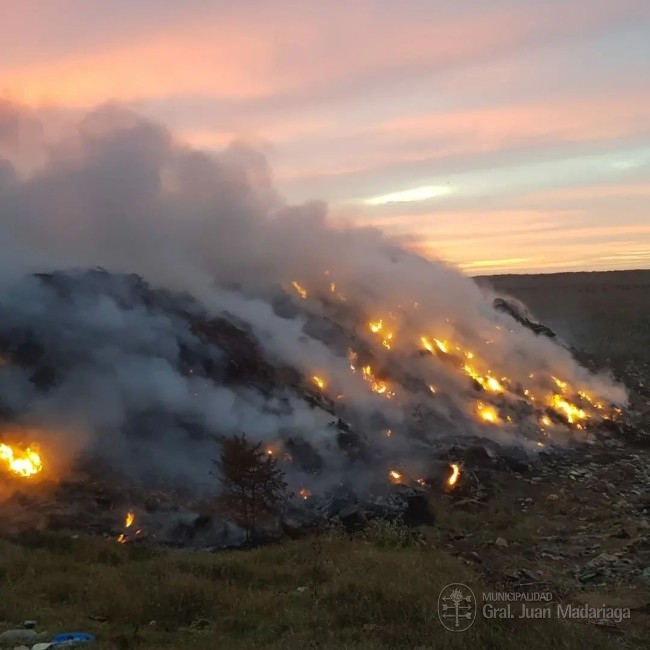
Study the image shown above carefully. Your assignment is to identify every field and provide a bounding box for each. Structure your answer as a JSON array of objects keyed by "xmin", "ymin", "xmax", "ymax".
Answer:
[
  {"xmin": 1, "ymin": 270, "xmax": 650, "ymax": 649},
  {"xmin": 480, "ymin": 270, "xmax": 650, "ymax": 371}
]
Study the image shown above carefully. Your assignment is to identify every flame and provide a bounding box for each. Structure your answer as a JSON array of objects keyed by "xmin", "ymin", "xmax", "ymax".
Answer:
[
  {"xmin": 312, "ymin": 375, "xmax": 326, "ymax": 390},
  {"xmin": 389, "ymin": 469, "xmax": 403, "ymax": 483},
  {"xmin": 552, "ymin": 376, "xmax": 568, "ymax": 393},
  {"xmin": 447, "ymin": 463, "xmax": 461, "ymax": 487},
  {"xmin": 368, "ymin": 319, "xmax": 394, "ymax": 350},
  {"xmin": 299, "ymin": 487, "xmax": 311, "ymax": 500},
  {"xmin": 549, "ymin": 394, "xmax": 587, "ymax": 424},
  {"xmin": 578, "ymin": 390, "xmax": 605, "ymax": 410},
  {"xmin": 540, "ymin": 415, "xmax": 552, "ymax": 427},
  {"xmin": 125, "ymin": 511, "xmax": 135, "ymax": 528},
  {"xmin": 117, "ymin": 534, "xmax": 126, "ymax": 544},
  {"xmin": 463, "ymin": 364, "xmax": 505, "ymax": 393},
  {"xmin": 360, "ymin": 365, "xmax": 394, "ymax": 398},
  {"xmin": 434, "ymin": 339, "xmax": 448, "ymax": 354},
  {"xmin": 0, "ymin": 443, "xmax": 43, "ymax": 478},
  {"xmin": 291, "ymin": 281, "xmax": 308, "ymax": 299},
  {"xmin": 477, "ymin": 402, "xmax": 500, "ymax": 424},
  {"xmin": 428, "ymin": 385, "xmax": 436, "ymax": 394}
]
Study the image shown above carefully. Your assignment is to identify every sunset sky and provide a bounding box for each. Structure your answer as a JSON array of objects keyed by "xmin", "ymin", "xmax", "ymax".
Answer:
[{"xmin": 2, "ymin": 0, "xmax": 650, "ymax": 274}]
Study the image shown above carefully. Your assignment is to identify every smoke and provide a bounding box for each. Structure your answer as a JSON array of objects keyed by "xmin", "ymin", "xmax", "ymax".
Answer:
[{"xmin": 0, "ymin": 100, "xmax": 627, "ymax": 491}]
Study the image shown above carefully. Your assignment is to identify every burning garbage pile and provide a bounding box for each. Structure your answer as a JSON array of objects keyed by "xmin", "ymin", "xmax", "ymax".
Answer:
[
  {"xmin": 0, "ymin": 102, "xmax": 630, "ymax": 547},
  {"xmin": 0, "ymin": 265, "xmax": 627, "ymax": 547}
]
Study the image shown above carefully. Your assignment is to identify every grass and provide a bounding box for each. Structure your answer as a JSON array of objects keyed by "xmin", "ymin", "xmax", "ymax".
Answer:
[
  {"xmin": 479, "ymin": 270, "xmax": 650, "ymax": 369},
  {"xmin": 0, "ymin": 525, "xmax": 645, "ymax": 649}
]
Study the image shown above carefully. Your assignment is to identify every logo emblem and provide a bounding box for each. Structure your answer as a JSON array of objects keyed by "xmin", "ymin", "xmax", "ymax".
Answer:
[{"xmin": 438, "ymin": 583, "xmax": 476, "ymax": 631}]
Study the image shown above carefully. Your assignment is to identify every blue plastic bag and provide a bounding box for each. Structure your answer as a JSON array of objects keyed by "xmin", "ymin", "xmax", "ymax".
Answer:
[{"xmin": 51, "ymin": 632, "xmax": 95, "ymax": 645}]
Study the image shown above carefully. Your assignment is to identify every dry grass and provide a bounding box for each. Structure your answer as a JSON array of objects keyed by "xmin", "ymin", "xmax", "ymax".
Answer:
[
  {"xmin": 0, "ymin": 527, "xmax": 644, "ymax": 649},
  {"xmin": 480, "ymin": 270, "xmax": 650, "ymax": 368}
]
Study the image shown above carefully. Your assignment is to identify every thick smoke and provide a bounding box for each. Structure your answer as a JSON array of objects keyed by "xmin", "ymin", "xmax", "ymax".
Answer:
[{"xmin": 0, "ymin": 100, "xmax": 626, "ymax": 491}]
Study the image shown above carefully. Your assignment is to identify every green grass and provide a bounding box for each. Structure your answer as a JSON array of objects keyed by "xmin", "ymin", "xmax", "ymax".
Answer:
[{"xmin": 0, "ymin": 526, "xmax": 644, "ymax": 649}]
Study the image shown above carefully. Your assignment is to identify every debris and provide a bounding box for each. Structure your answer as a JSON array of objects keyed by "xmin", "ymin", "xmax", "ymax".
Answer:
[
  {"xmin": 338, "ymin": 504, "xmax": 367, "ymax": 532},
  {"xmin": 495, "ymin": 537, "xmax": 508, "ymax": 548},
  {"xmin": 50, "ymin": 632, "xmax": 95, "ymax": 645},
  {"xmin": 0, "ymin": 630, "xmax": 45, "ymax": 648}
]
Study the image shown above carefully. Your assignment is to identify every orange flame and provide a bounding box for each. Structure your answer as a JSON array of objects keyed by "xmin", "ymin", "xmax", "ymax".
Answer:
[
  {"xmin": 312, "ymin": 375, "xmax": 326, "ymax": 390},
  {"xmin": 299, "ymin": 487, "xmax": 311, "ymax": 500},
  {"xmin": 0, "ymin": 443, "xmax": 43, "ymax": 478},
  {"xmin": 477, "ymin": 402, "xmax": 499, "ymax": 424},
  {"xmin": 389, "ymin": 469, "xmax": 403, "ymax": 483},
  {"xmin": 125, "ymin": 511, "xmax": 135, "ymax": 528},
  {"xmin": 290, "ymin": 281, "xmax": 308, "ymax": 299},
  {"xmin": 447, "ymin": 463, "xmax": 461, "ymax": 487}
]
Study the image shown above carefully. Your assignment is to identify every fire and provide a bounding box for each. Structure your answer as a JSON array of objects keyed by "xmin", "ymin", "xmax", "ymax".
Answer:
[
  {"xmin": 125, "ymin": 511, "xmax": 135, "ymax": 528},
  {"xmin": 552, "ymin": 376, "xmax": 568, "ymax": 392},
  {"xmin": 549, "ymin": 394, "xmax": 587, "ymax": 424},
  {"xmin": 361, "ymin": 365, "xmax": 394, "ymax": 398},
  {"xmin": 578, "ymin": 390, "xmax": 605, "ymax": 411},
  {"xmin": 0, "ymin": 443, "xmax": 43, "ymax": 478},
  {"xmin": 434, "ymin": 339, "xmax": 448, "ymax": 354},
  {"xmin": 477, "ymin": 402, "xmax": 499, "ymax": 424},
  {"xmin": 463, "ymin": 364, "xmax": 505, "ymax": 393},
  {"xmin": 540, "ymin": 415, "xmax": 552, "ymax": 427},
  {"xmin": 420, "ymin": 336, "xmax": 447, "ymax": 354},
  {"xmin": 291, "ymin": 281, "xmax": 308, "ymax": 299},
  {"xmin": 312, "ymin": 375, "xmax": 326, "ymax": 390},
  {"xmin": 368, "ymin": 319, "xmax": 394, "ymax": 350},
  {"xmin": 299, "ymin": 487, "xmax": 311, "ymax": 500},
  {"xmin": 389, "ymin": 469, "xmax": 403, "ymax": 483},
  {"xmin": 447, "ymin": 463, "xmax": 461, "ymax": 487}
]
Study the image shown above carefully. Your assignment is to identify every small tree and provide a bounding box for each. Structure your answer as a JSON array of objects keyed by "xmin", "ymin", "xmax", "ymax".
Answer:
[{"xmin": 212, "ymin": 433, "xmax": 289, "ymax": 542}]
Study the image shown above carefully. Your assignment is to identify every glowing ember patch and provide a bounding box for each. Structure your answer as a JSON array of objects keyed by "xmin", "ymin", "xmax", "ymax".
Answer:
[
  {"xmin": 125, "ymin": 511, "xmax": 135, "ymax": 528},
  {"xmin": 291, "ymin": 281, "xmax": 308, "ymax": 299},
  {"xmin": 549, "ymin": 394, "xmax": 587, "ymax": 424},
  {"xmin": 477, "ymin": 402, "xmax": 499, "ymax": 424},
  {"xmin": 368, "ymin": 319, "xmax": 394, "ymax": 349},
  {"xmin": 447, "ymin": 463, "xmax": 461, "ymax": 487},
  {"xmin": 299, "ymin": 487, "xmax": 311, "ymax": 500},
  {"xmin": 552, "ymin": 377, "xmax": 568, "ymax": 392},
  {"xmin": 389, "ymin": 470, "xmax": 403, "ymax": 483},
  {"xmin": 428, "ymin": 385, "xmax": 436, "ymax": 394},
  {"xmin": 433, "ymin": 339, "xmax": 448, "ymax": 353},
  {"xmin": 463, "ymin": 364, "xmax": 505, "ymax": 393},
  {"xmin": 312, "ymin": 376, "xmax": 326, "ymax": 390},
  {"xmin": 359, "ymin": 365, "xmax": 395, "ymax": 398},
  {"xmin": 0, "ymin": 443, "xmax": 43, "ymax": 478},
  {"xmin": 540, "ymin": 415, "xmax": 552, "ymax": 427}
]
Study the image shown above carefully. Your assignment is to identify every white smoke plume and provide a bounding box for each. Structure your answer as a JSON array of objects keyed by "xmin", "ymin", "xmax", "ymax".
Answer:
[{"xmin": 0, "ymin": 100, "xmax": 626, "ymax": 491}]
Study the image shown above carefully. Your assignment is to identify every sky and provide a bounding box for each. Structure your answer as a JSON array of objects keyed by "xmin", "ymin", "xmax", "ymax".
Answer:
[{"xmin": 2, "ymin": 0, "xmax": 650, "ymax": 275}]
